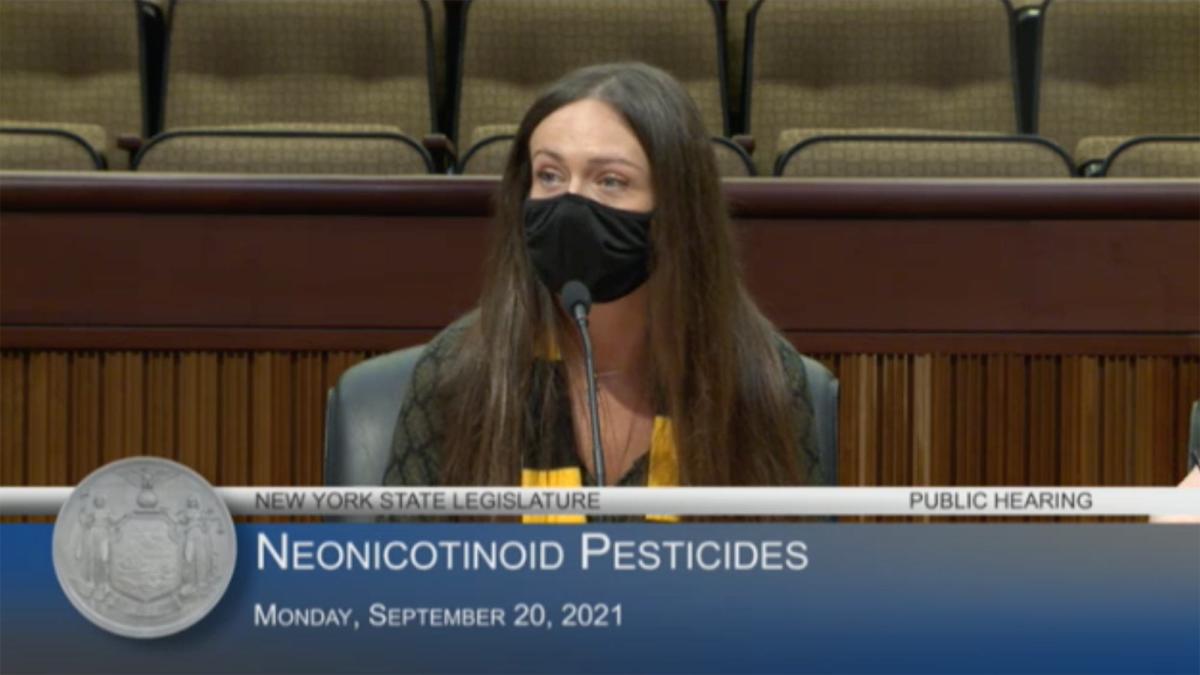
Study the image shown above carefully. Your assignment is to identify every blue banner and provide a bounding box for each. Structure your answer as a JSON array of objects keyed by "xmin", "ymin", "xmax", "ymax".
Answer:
[{"xmin": 2, "ymin": 523, "xmax": 1198, "ymax": 674}]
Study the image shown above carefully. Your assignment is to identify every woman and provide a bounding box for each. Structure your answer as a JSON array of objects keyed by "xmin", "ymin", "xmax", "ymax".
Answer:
[{"xmin": 384, "ymin": 63, "xmax": 822, "ymax": 497}]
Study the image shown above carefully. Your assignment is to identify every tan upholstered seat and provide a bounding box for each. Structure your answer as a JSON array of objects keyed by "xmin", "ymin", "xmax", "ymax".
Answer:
[
  {"xmin": 0, "ymin": 122, "xmax": 108, "ymax": 171},
  {"xmin": 1038, "ymin": 0, "xmax": 1200, "ymax": 168},
  {"xmin": 157, "ymin": 0, "xmax": 435, "ymax": 174},
  {"xmin": 0, "ymin": 0, "xmax": 146, "ymax": 169},
  {"xmin": 134, "ymin": 124, "xmax": 433, "ymax": 174},
  {"xmin": 746, "ymin": 0, "xmax": 1020, "ymax": 175},
  {"xmin": 710, "ymin": 138, "xmax": 756, "ymax": 177},
  {"xmin": 164, "ymin": 0, "xmax": 433, "ymax": 132},
  {"xmin": 456, "ymin": 0, "xmax": 738, "ymax": 172},
  {"xmin": 1090, "ymin": 136, "xmax": 1200, "ymax": 178},
  {"xmin": 775, "ymin": 129, "xmax": 1074, "ymax": 178},
  {"xmin": 456, "ymin": 124, "xmax": 519, "ymax": 175}
]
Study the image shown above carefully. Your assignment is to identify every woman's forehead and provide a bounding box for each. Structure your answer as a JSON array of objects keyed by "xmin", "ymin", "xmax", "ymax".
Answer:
[{"xmin": 529, "ymin": 99, "xmax": 649, "ymax": 171}]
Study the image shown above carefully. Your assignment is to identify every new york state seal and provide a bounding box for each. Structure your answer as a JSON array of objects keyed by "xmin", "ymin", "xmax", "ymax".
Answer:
[{"xmin": 52, "ymin": 457, "xmax": 236, "ymax": 638}]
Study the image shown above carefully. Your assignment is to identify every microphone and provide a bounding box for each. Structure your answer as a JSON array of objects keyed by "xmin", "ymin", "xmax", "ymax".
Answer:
[{"xmin": 560, "ymin": 280, "xmax": 606, "ymax": 487}]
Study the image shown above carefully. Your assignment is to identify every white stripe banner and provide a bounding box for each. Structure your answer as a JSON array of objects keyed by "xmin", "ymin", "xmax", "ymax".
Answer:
[{"xmin": 1, "ymin": 486, "xmax": 1197, "ymax": 517}]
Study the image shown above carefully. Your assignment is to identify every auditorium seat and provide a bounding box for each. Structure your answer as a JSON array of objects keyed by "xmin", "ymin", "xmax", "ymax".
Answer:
[
  {"xmin": 1089, "ymin": 136, "xmax": 1200, "ymax": 178},
  {"xmin": 0, "ymin": 124, "xmax": 107, "ymax": 171},
  {"xmin": 775, "ymin": 132, "xmax": 1075, "ymax": 178},
  {"xmin": 454, "ymin": 0, "xmax": 750, "ymax": 175},
  {"xmin": 133, "ymin": 125, "xmax": 433, "ymax": 174},
  {"xmin": 1036, "ymin": 0, "xmax": 1200, "ymax": 173},
  {"xmin": 0, "ymin": 0, "xmax": 150, "ymax": 170},
  {"xmin": 151, "ymin": 0, "xmax": 436, "ymax": 174},
  {"xmin": 710, "ymin": 138, "xmax": 757, "ymax": 177},
  {"xmin": 744, "ymin": 0, "xmax": 1022, "ymax": 175},
  {"xmin": 455, "ymin": 124, "xmax": 516, "ymax": 175}
]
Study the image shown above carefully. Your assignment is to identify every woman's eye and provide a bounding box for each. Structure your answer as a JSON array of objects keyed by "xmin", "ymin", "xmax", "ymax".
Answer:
[
  {"xmin": 536, "ymin": 169, "xmax": 562, "ymax": 185},
  {"xmin": 599, "ymin": 175, "xmax": 627, "ymax": 190}
]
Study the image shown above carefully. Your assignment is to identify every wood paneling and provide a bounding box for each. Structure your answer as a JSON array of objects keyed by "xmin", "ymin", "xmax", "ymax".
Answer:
[
  {"xmin": 2, "ymin": 178, "xmax": 1198, "ymax": 355},
  {"xmin": 5, "ymin": 352, "xmax": 1193, "ymax": 495},
  {"xmin": 2, "ymin": 177, "xmax": 1196, "ymax": 492},
  {"xmin": 2, "ymin": 214, "xmax": 1195, "ymax": 349},
  {"xmin": 1, "ymin": 351, "xmax": 369, "ymax": 487},
  {"xmin": 3, "ymin": 175, "xmax": 1196, "ymax": 219},
  {"xmin": 1, "ymin": 354, "xmax": 25, "ymax": 486}
]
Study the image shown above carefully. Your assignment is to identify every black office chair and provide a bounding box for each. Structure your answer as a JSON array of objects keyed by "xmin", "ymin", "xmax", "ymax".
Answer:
[{"xmin": 324, "ymin": 345, "xmax": 840, "ymax": 487}]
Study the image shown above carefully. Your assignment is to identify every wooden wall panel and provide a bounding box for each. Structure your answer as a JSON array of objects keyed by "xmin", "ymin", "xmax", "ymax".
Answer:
[
  {"xmin": 840, "ymin": 355, "xmax": 878, "ymax": 487},
  {"xmin": 101, "ymin": 352, "xmax": 143, "ymax": 466},
  {"xmin": 1, "ymin": 351, "xmax": 1196, "ymax": 491},
  {"xmin": 178, "ymin": 353, "xmax": 218, "ymax": 482},
  {"xmin": 68, "ymin": 354, "xmax": 101, "ymax": 483},
  {"xmin": 4, "ymin": 179, "xmax": 1197, "ymax": 355},
  {"xmin": 1027, "ymin": 357, "xmax": 1059, "ymax": 485},
  {"xmin": 1100, "ymin": 357, "xmax": 1133, "ymax": 486},
  {"xmin": 219, "ymin": 354, "xmax": 251, "ymax": 487},
  {"xmin": 294, "ymin": 354, "xmax": 325, "ymax": 487},
  {"xmin": 1140, "ymin": 357, "xmax": 1180, "ymax": 486},
  {"xmin": 1001, "ymin": 357, "xmax": 1028, "ymax": 485},
  {"xmin": 1060, "ymin": 357, "xmax": 1098, "ymax": 486},
  {"xmin": 0, "ymin": 351, "xmax": 372, "ymax": 492},
  {"xmin": 145, "ymin": 353, "xmax": 176, "ymax": 467},
  {"xmin": 928, "ymin": 356, "xmax": 955, "ymax": 487},
  {"xmin": 25, "ymin": 353, "xmax": 69, "ymax": 486},
  {"xmin": 1, "ymin": 354, "xmax": 25, "ymax": 486},
  {"xmin": 953, "ymin": 356, "xmax": 985, "ymax": 485},
  {"xmin": 910, "ymin": 356, "xmax": 933, "ymax": 487},
  {"xmin": 879, "ymin": 355, "xmax": 911, "ymax": 487}
]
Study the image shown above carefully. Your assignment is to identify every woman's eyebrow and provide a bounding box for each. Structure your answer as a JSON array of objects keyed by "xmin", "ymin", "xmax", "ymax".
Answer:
[
  {"xmin": 531, "ymin": 148, "xmax": 563, "ymax": 163},
  {"xmin": 587, "ymin": 155, "xmax": 644, "ymax": 171},
  {"xmin": 532, "ymin": 147, "xmax": 645, "ymax": 172}
]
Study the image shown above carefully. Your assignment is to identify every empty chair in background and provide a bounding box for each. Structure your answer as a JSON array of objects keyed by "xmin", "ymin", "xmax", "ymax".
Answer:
[
  {"xmin": 134, "ymin": 126, "xmax": 434, "ymax": 175},
  {"xmin": 1094, "ymin": 135, "xmax": 1200, "ymax": 178},
  {"xmin": 454, "ymin": 0, "xmax": 753, "ymax": 176},
  {"xmin": 745, "ymin": 0, "xmax": 1026, "ymax": 176},
  {"xmin": 0, "ymin": 126, "xmax": 106, "ymax": 171},
  {"xmin": 1036, "ymin": 0, "xmax": 1200, "ymax": 175},
  {"xmin": 138, "ymin": 0, "xmax": 436, "ymax": 174},
  {"xmin": 775, "ymin": 132, "xmax": 1075, "ymax": 178},
  {"xmin": 0, "ymin": 0, "xmax": 152, "ymax": 170}
]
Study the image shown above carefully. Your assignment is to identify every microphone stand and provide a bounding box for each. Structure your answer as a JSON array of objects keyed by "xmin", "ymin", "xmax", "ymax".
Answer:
[{"xmin": 560, "ymin": 281, "xmax": 606, "ymax": 487}]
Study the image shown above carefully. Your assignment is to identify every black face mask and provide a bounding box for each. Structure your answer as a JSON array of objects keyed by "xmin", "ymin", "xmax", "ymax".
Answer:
[{"xmin": 523, "ymin": 193, "xmax": 653, "ymax": 303}]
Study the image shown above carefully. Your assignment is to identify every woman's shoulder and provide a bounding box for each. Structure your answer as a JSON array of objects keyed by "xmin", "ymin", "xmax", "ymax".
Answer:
[
  {"xmin": 770, "ymin": 332, "xmax": 813, "ymax": 403},
  {"xmin": 422, "ymin": 310, "xmax": 478, "ymax": 358},
  {"xmin": 407, "ymin": 311, "xmax": 479, "ymax": 380},
  {"xmin": 402, "ymin": 311, "xmax": 476, "ymax": 392},
  {"xmin": 767, "ymin": 332, "xmax": 825, "ymax": 484},
  {"xmin": 384, "ymin": 312, "xmax": 478, "ymax": 487}
]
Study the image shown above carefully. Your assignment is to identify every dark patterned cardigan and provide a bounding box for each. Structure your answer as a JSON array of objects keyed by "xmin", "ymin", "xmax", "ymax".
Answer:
[{"xmin": 383, "ymin": 315, "xmax": 824, "ymax": 488}]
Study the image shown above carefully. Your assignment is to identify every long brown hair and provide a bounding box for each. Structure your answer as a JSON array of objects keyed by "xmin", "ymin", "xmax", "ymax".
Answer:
[{"xmin": 439, "ymin": 62, "xmax": 805, "ymax": 486}]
